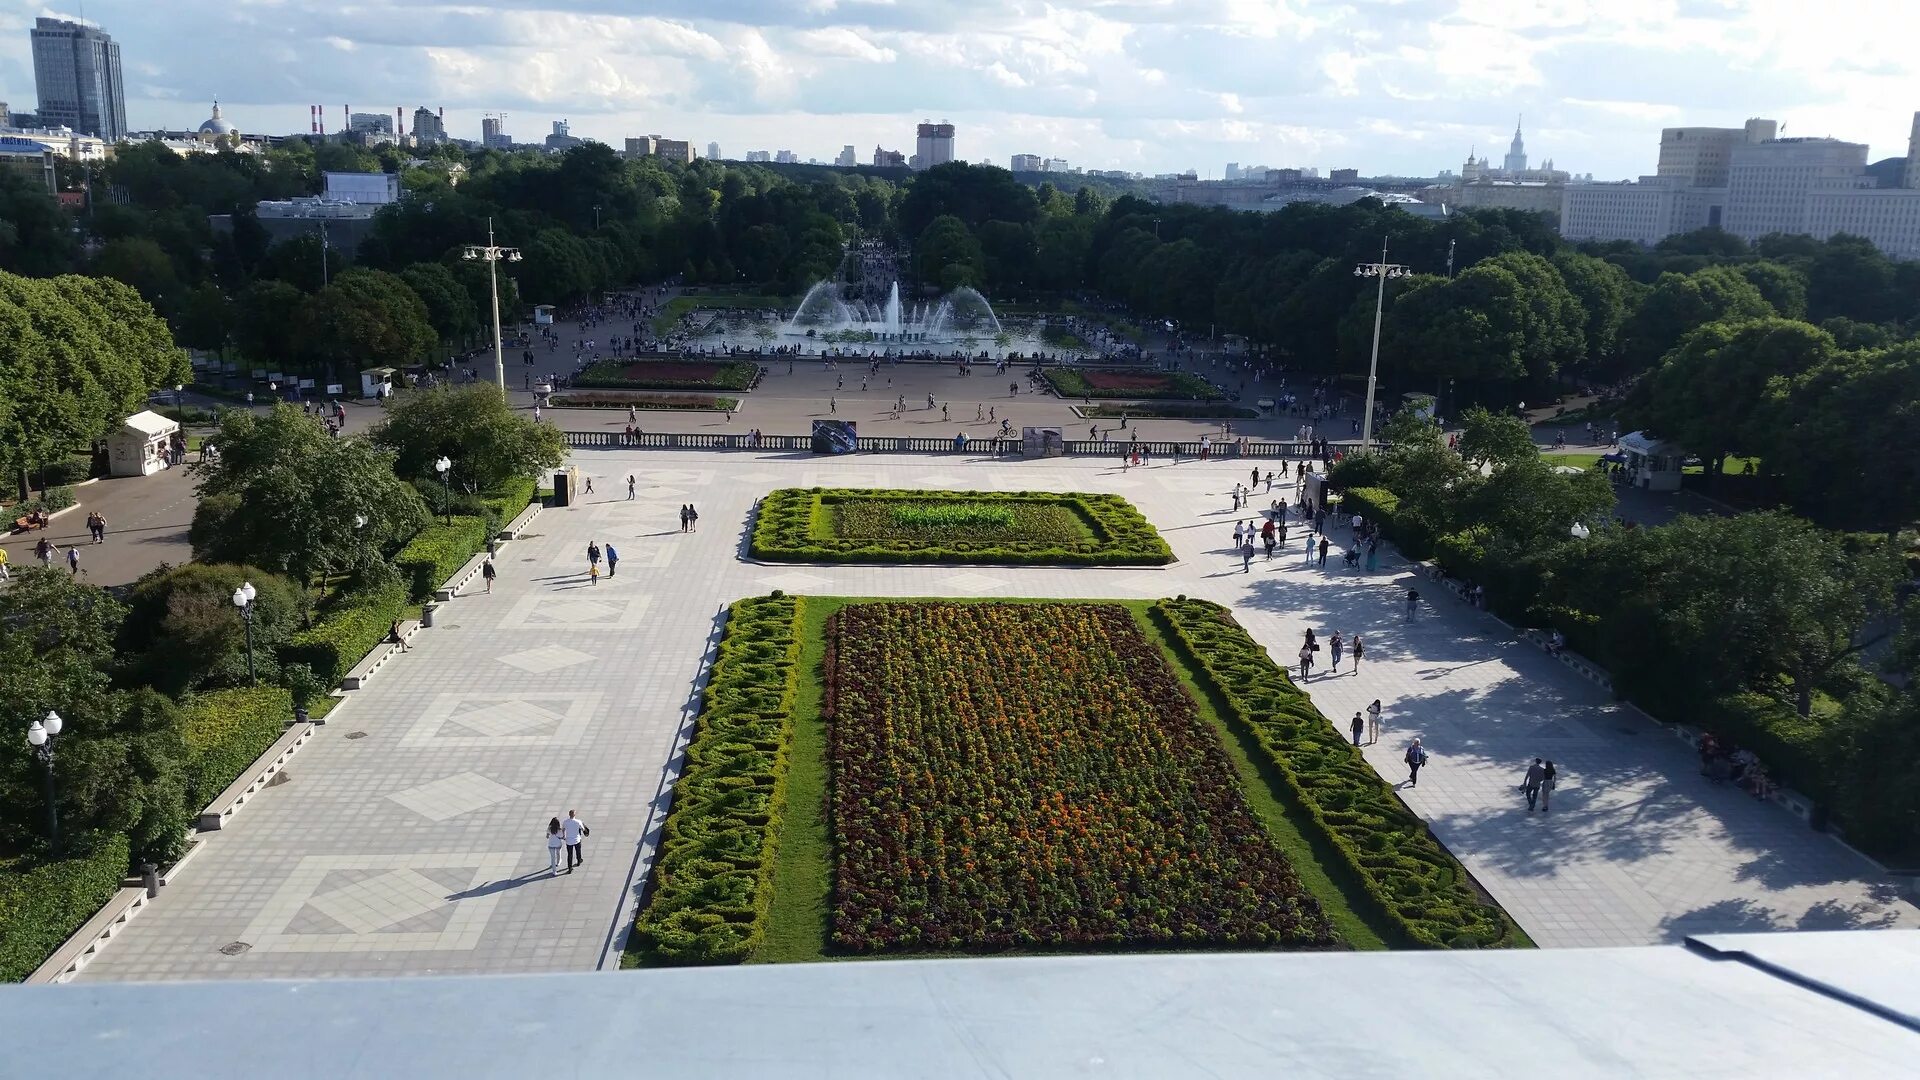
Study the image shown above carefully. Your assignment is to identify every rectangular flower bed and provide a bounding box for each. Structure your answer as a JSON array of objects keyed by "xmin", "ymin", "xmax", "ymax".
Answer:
[
  {"xmin": 825, "ymin": 601, "xmax": 1334, "ymax": 952},
  {"xmin": 1152, "ymin": 597, "xmax": 1524, "ymax": 948},
  {"xmin": 1044, "ymin": 367, "xmax": 1222, "ymax": 400},
  {"xmin": 752, "ymin": 488, "xmax": 1172, "ymax": 565},
  {"xmin": 573, "ymin": 359, "xmax": 759, "ymax": 392}
]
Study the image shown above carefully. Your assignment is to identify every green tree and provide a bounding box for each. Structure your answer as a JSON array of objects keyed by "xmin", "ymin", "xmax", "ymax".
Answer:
[
  {"xmin": 117, "ymin": 564, "xmax": 303, "ymax": 695},
  {"xmin": 399, "ymin": 262, "xmax": 481, "ymax": 349},
  {"xmin": 1455, "ymin": 405, "xmax": 1538, "ymax": 468},
  {"xmin": 1627, "ymin": 317, "xmax": 1835, "ymax": 476},
  {"xmin": 1768, "ymin": 341, "xmax": 1920, "ymax": 533},
  {"xmin": 293, "ymin": 268, "xmax": 436, "ymax": 378},
  {"xmin": 369, "ymin": 383, "xmax": 565, "ymax": 493},
  {"xmin": 1736, "ymin": 260, "xmax": 1809, "ymax": 320},
  {"xmin": 175, "ymin": 282, "xmax": 236, "ymax": 354},
  {"xmin": 1550, "ymin": 251, "xmax": 1634, "ymax": 375},
  {"xmin": 1620, "ymin": 266, "xmax": 1774, "ymax": 373},
  {"xmin": 190, "ymin": 405, "xmax": 427, "ymax": 611},
  {"xmin": 915, "ymin": 214, "xmax": 984, "ymax": 289},
  {"xmin": 92, "ymin": 236, "xmax": 181, "ymax": 314},
  {"xmin": 232, "ymin": 279, "xmax": 306, "ymax": 365},
  {"xmin": 0, "ymin": 170, "xmax": 80, "ymax": 276}
]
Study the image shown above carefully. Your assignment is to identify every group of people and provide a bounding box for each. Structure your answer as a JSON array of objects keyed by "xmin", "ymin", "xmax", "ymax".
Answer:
[
  {"xmin": 1697, "ymin": 732, "xmax": 1776, "ymax": 799},
  {"xmin": 1296, "ymin": 628, "xmax": 1366, "ymax": 679}
]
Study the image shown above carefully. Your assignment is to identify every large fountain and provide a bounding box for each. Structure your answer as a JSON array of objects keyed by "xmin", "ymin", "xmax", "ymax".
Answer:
[{"xmin": 783, "ymin": 279, "xmax": 1005, "ymax": 344}]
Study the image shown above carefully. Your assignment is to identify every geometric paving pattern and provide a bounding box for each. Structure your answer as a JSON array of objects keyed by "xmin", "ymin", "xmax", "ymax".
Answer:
[
  {"xmin": 498, "ymin": 592, "xmax": 652, "ymax": 630},
  {"xmin": 386, "ymin": 772, "xmax": 526, "ymax": 822},
  {"xmin": 237, "ymin": 852, "xmax": 521, "ymax": 953},
  {"xmin": 399, "ymin": 694, "xmax": 601, "ymax": 748},
  {"xmin": 495, "ymin": 644, "xmax": 597, "ymax": 674}
]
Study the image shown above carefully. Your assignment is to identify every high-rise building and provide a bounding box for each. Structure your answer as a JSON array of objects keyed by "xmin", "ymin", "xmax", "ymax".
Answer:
[
  {"xmin": 1042, "ymin": 157, "xmax": 1071, "ymax": 173},
  {"xmin": 1656, "ymin": 119, "xmax": 1776, "ymax": 187},
  {"xmin": 872, "ymin": 146, "xmax": 905, "ymax": 168},
  {"xmin": 1723, "ymin": 136, "xmax": 1869, "ymax": 240},
  {"xmin": 836, "ymin": 145, "xmax": 856, "ymax": 167},
  {"xmin": 775, "ymin": 149, "xmax": 797, "ymax": 164},
  {"xmin": 914, "ymin": 121, "xmax": 954, "ymax": 170},
  {"xmin": 1907, "ymin": 113, "xmax": 1920, "ymax": 189},
  {"xmin": 1011, "ymin": 154, "xmax": 1042, "ymax": 172},
  {"xmin": 653, "ymin": 138, "xmax": 693, "ymax": 163},
  {"xmin": 707, "ymin": 141, "xmax": 722, "ymax": 161},
  {"xmin": 482, "ymin": 115, "xmax": 511, "ymax": 149},
  {"xmin": 350, "ymin": 112, "xmax": 394, "ymax": 135},
  {"xmin": 30, "ymin": 17, "xmax": 126, "ymax": 142},
  {"xmin": 411, "ymin": 107, "xmax": 446, "ymax": 146},
  {"xmin": 1502, "ymin": 118, "xmax": 1528, "ymax": 173}
]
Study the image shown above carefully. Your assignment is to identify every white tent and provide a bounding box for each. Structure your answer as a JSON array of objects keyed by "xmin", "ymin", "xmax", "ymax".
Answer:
[{"xmin": 106, "ymin": 410, "xmax": 180, "ymax": 477}]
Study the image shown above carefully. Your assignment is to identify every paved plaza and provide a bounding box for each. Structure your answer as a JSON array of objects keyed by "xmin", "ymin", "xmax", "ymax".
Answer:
[{"xmin": 75, "ymin": 451, "xmax": 1918, "ymax": 981}]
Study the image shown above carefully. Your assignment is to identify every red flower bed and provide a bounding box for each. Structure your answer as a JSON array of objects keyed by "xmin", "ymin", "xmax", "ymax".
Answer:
[
  {"xmin": 824, "ymin": 602, "xmax": 1333, "ymax": 953},
  {"xmin": 1082, "ymin": 371, "xmax": 1175, "ymax": 391},
  {"xmin": 613, "ymin": 361, "xmax": 726, "ymax": 381}
]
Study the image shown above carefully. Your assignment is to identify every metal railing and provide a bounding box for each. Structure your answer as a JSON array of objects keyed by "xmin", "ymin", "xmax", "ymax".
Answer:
[{"xmin": 564, "ymin": 430, "xmax": 1351, "ymax": 460}]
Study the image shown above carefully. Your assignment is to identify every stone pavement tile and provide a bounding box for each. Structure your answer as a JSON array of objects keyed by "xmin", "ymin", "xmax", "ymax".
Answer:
[{"xmin": 77, "ymin": 451, "xmax": 1919, "ymax": 983}]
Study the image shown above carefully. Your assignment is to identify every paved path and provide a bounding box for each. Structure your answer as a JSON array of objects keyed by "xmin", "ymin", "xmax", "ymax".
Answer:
[
  {"xmin": 1, "ymin": 465, "xmax": 197, "ymax": 589},
  {"xmin": 75, "ymin": 452, "xmax": 1916, "ymax": 981}
]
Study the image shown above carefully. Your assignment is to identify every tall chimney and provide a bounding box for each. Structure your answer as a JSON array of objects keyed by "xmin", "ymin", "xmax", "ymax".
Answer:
[
  {"xmin": 398, "ymin": 107, "xmax": 405, "ymax": 137},
  {"xmin": 344, "ymin": 104, "xmax": 350, "ymax": 132},
  {"xmin": 309, "ymin": 105, "xmax": 316, "ymax": 134}
]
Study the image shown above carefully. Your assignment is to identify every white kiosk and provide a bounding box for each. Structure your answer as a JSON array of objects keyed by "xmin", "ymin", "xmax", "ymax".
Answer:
[
  {"xmin": 107, "ymin": 410, "xmax": 180, "ymax": 477},
  {"xmin": 1618, "ymin": 430, "xmax": 1685, "ymax": 492},
  {"xmin": 360, "ymin": 366, "xmax": 397, "ymax": 399}
]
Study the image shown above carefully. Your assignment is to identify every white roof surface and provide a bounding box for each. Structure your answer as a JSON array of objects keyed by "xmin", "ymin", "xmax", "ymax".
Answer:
[{"xmin": 121, "ymin": 409, "xmax": 179, "ymax": 437}]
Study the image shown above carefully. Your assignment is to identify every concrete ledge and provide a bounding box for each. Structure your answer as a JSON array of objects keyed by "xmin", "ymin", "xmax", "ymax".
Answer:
[
  {"xmin": 499, "ymin": 502, "xmax": 542, "ymax": 541},
  {"xmin": 339, "ymin": 621, "xmax": 419, "ymax": 690},
  {"xmin": 1519, "ymin": 628, "xmax": 1615, "ymax": 695},
  {"xmin": 197, "ymin": 721, "xmax": 315, "ymax": 831},
  {"xmin": 24, "ymin": 886, "xmax": 152, "ymax": 984},
  {"xmin": 1771, "ymin": 786, "xmax": 1816, "ymax": 825},
  {"xmin": 441, "ymin": 552, "xmax": 491, "ymax": 599}
]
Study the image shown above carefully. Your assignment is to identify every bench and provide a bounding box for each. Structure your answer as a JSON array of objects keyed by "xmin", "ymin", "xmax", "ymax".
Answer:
[
  {"xmin": 498, "ymin": 502, "xmax": 542, "ymax": 541},
  {"xmin": 339, "ymin": 620, "xmax": 420, "ymax": 690},
  {"xmin": 26, "ymin": 886, "xmax": 154, "ymax": 984},
  {"xmin": 197, "ymin": 721, "xmax": 315, "ymax": 831},
  {"xmin": 437, "ymin": 552, "xmax": 492, "ymax": 601},
  {"xmin": 1520, "ymin": 628, "xmax": 1615, "ymax": 695}
]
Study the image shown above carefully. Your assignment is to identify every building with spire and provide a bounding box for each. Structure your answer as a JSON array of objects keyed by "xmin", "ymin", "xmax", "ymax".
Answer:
[
  {"xmin": 1503, "ymin": 117, "xmax": 1528, "ymax": 173},
  {"xmin": 1422, "ymin": 118, "xmax": 1579, "ymax": 215}
]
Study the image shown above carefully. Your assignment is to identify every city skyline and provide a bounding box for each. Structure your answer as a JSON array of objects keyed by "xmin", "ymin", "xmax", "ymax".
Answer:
[{"xmin": 3, "ymin": 1, "xmax": 1918, "ymax": 178}]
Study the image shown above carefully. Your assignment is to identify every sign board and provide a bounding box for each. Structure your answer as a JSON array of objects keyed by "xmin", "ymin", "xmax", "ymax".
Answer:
[
  {"xmin": 326, "ymin": 384, "xmax": 345, "ymax": 397},
  {"xmin": 1022, "ymin": 427, "xmax": 1065, "ymax": 458},
  {"xmin": 811, "ymin": 420, "xmax": 858, "ymax": 454}
]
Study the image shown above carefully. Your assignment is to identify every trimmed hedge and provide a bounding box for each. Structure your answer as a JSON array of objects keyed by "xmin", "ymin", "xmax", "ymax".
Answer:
[
  {"xmin": 395, "ymin": 515, "xmax": 491, "ymax": 600},
  {"xmin": 482, "ymin": 476, "xmax": 539, "ymax": 522},
  {"xmin": 751, "ymin": 487, "xmax": 1173, "ymax": 566},
  {"xmin": 1341, "ymin": 486, "xmax": 1434, "ymax": 560},
  {"xmin": 282, "ymin": 585, "xmax": 411, "ymax": 685},
  {"xmin": 1706, "ymin": 691, "xmax": 1840, "ymax": 804},
  {"xmin": 1153, "ymin": 598, "xmax": 1523, "ymax": 949},
  {"xmin": 182, "ymin": 686, "xmax": 294, "ymax": 809},
  {"xmin": 1079, "ymin": 401, "xmax": 1261, "ymax": 420},
  {"xmin": 634, "ymin": 595, "xmax": 802, "ymax": 964},
  {"xmin": 0, "ymin": 833, "xmax": 131, "ymax": 982},
  {"xmin": 1042, "ymin": 367, "xmax": 1222, "ymax": 400},
  {"xmin": 574, "ymin": 359, "xmax": 759, "ymax": 391}
]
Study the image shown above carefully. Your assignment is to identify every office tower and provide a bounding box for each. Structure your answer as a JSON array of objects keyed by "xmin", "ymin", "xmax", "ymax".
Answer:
[
  {"xmin": 914, "ymin": 121, "xmax": 954, "ymax": 169},
  {"xmin": 30, "ymin": 17, "xmax": 126, "ymax": 142}
]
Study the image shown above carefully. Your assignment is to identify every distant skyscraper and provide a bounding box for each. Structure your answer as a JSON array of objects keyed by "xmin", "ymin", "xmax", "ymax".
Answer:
[
  {"xmin": 1502, "ymin": 117, "xmax": 1528, "ymax": 173},
  {"xmin": 914, "ymin": 121, "xmax": 954, "ymax": 170},
  {"xmin": 350, "ymin": 112, "xmax": 394, "ymax": 135},
  {"xmin": 482, "ymin": 115, "xmax": 510, "ymax": 148},
  {"xmin": 776, "ymin": 149, "xmax": 797, "ymax": 164},
  {"xmin": 1224, "ymin": 162, "xmax": 1241, "ymax": 180},
  {"xmin": 30, "ymin": 17, "xmax": 126, "ymax": 142},
  {"xmin": 836, "ymin": 144, "xmax": 856, "ymax": 167},
  {"xmin": 1011, "ymin": 153, "xmax": 1042, "ymax": 172},
  {"xmin": 412, "ymin": 107, "xmax": 446, "ymax": 145},
  {"xmin": 707, "ymin": 141, "xmax": 722, "ymax": 161},
  {"xmin": 745, "ymin": 150, "xmax": 771, "ymax": 163}
]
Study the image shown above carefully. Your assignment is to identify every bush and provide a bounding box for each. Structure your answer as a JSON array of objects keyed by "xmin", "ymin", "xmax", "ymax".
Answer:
[
  {"xmin": 751, "ymin": 488, "xmax": 1173, "ymax": 566},
  {"xmin": 481, "ymin": 475, "xmax": 538, "ymax": 522},
  {"xmin": 9, "ymin": 486, "xmax": 76, "ymax": 518},
  {"xmin": 181, "ymin": 686, "xmax": 293, "ymax": 809},
  {"xmin": 119, "ymin": 564, "xmax": 302, "ymax": 695},
  {"xmin": 1154, "ymin": 598, "xmax": 1523, "ymax": 949},
  {"xmin": 573, "ymin": 359, "xmax": 759, "ymax": 391},
  {"xmin": 0, "ymin": 833, "xmax": 131, "ymax": 982},
  {"xmin": 281, "ymin": 584, "xmax": 410, "ymax": 685},
  {"xmin": 1343, "ymin": 486, "xmax": 1433, "ymax": 559},
  {"xmin": 633, "ymin": 595, "xmax": 801, "ymax": 964},
  {"xmin": 1705, "ymin": 691, "xmax": 1839, "ymax": 803},
  {"xmin": 1327, "ymin": 453, "xmax": 1390, "ymax": 490},
  {"xmin": 394, "ymin": 515, "xmax": 491, "ymax": 600},
  {"xmin": 37, "ymin": 454, "xmax": 95, "ymax": 487}
]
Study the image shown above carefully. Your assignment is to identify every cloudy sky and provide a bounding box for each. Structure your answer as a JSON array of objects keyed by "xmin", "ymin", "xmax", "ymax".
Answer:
[{"xmin": 4, "ymin": 0, "xmax": 1916, "ymax": 178}]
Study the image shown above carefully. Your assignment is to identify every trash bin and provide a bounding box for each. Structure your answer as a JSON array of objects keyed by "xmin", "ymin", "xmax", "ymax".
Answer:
[
  {"xmin": 421, "ymin": 603, "xmax": 436, "ymax": 628},
  {"xmin": 553, "ymin": 470, "xmax": 572, "ymax": 507}
]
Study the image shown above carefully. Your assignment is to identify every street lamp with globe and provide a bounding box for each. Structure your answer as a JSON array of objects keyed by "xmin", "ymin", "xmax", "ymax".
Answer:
[
  {"xmin": 435, "ymin": 456, "xmax": 453, "ymax": 525},
  {"xmin": 26, "ymin": 710, "xmax": 65, "ymax": 853},
  {"xmin": 231, "ymin": 581, "xmax": 258, "ymax": 685},
  {"xmin": 1353, "ymin": 238, "xmax": 1411, "ymax": 454}
]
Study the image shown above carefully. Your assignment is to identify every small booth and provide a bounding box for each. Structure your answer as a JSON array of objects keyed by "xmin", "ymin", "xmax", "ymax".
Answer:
[
  {"xmin": 107, "ymin": 410, "xmax": 180, "ymax": 477},
  {"xmin": 1618, "ymin": 430, "xmax": 1685, "ymax": 492},
  {"xmin": 360, "ymin": 366, "xmax": 397, "ymax": 399},
  {"xmin": 533, "ymin": 305, "xmax": 556, "ymax": 326}
]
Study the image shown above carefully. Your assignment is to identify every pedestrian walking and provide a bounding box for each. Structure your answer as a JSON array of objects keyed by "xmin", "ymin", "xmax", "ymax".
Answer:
[
  {"xmin": 563, "ymin": 810, "xmax": 589, "ymax": 871},
  {"xmin": 605, "ymin": 544, "xmax": 619, "ymax": 577},
  {"xmin": 1404, "ymin": 738, "xmax": 1428, "ymax": 787},
  {"xmin": 627, "ymin": 475, "xmax": 636, "ymax": 501},
  {"xmin": 1365, "ymin": 537, "xmax": 1379, "ymax": 572},
  {"xmin": 1350, "ymin": 712, "xmax": 1365, "ymax": 746},
  {"xmin": 688, "ymin": 505, "xmax": 699, "ymax": 532},
  {"xmin": 1329, "ymin": 632, "xmax": 1344, "ymax": 669},
  {"xmin": 584, "ymin": 475, "xmax": 594, "ymax": 495},
  {"xmin": 1317, "ymin": 536, "xmax": 1330, "ymax": 567},
  {"xmin": 1297, "ymin": 640, "xmax": 1314, "ymax": 678},
  {"xmin": 679, "ymin": 505, "xmax": 690, "ymax": 532},
  {"xmin": 1541, "ymin": 761, "xmax": 1558, "ymax": 811},
  {"xmin": 1520, "ymin": 758, "xmax": 1546, "ymax": 812},
  {"xmin": 1241, "ymin": 538, "xmax": 1255, "ymax": 573},
  {"xmin": 587, "ymin": 541, "xmax": 602, "ymax": 568},
  {"xmin": 481, "ymin": 558, "xmax": 496, "ymax": 593},
  {"xmin": 1232, "ymin": 520, "xmax": 1247, "ymax": 547},
  {"xmin": 546, "ymin": 817, "xmax": 564, "ymax": 875},
  {"xmin": 1366, "ymin": 699, "xmax": 1382, "ymax": 743},
  {"xmin": 0, "ymin": 546, "xmax": 9, "ymax": 581},
  {"xmin": 1404, "ymin": 588, "xmax": 1420, "ymax": 622},
  {"xmin": 66, "ymin": 546, "xmax": 80, "ymax": 577},
  {"xmin": 830, "ymin": 396, "xmax": 837, "ymax": 414},
  {"xmin": 1251, "ymin": 467, "xmax": 1260, "ymax": 490}
]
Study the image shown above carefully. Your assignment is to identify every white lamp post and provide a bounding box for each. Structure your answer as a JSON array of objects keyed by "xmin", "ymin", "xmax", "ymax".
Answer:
[
  {"xmin": 1570, "ymin": 522, "xmax": 1591, "ymax": 541},
  {"xmin": 27, "ymin": 709, "xmax": 65, "ymax": 852},
  {"xmin": 231, "ymin": 581, "xmax": 258, "ymax": 685},
  {"xmin": 435, "ymin": 456, "xmax": 453, "ymax": 526},
  {"xmin": 463, "ymin": 219, "xmax": 523, "ymax": 391},
  {"xmin": 1353, "ymin": 238, "xmax": 1410, "ymax": 455}
]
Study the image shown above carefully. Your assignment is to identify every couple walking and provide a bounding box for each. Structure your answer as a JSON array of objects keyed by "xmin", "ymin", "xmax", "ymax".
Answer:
[
  {"xmin": 1519, "ymin": 758, "xmax": 1559, "ymax": 811},
  {"xmin": 544, "ymin": 811, "xmax": 590, "ymax": 874},
  {"xmin": 678, "ymin": 504, "xmax": 700, "ymax": 532}
]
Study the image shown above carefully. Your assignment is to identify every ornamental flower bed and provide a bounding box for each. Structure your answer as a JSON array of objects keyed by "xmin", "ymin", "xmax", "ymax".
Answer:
[
  {"xmin": 1152, "ymin": 597, "xmax": 1523, "ymax": 948},
  {"xmin": 632, "ymin": 595, "xmax": 802, "ymax": 964},
  {"xmin": 573, "ymin": 359, "xmax": 760, "ymax": 392},
  {"xmin": 1044, "ymin": 367, "xmax": 1223, "ymax": 400},
  {"xmin": 752, "ymin": 488, "xmax": 1172, "ymax": 565},
  {"xmin": 824, "ymin": 601, "xmax": 1335, "ymax": 952}
]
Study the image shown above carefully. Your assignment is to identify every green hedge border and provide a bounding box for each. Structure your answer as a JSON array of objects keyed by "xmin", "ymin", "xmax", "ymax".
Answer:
[
  {"xmin": 751, "ymin": 488, "xmax": 1173, "ymax": 566},
  {"xmin": 0, "ymin": 834, "xmax": 131, "ymax": 982},
  {"xmin": 1043, "ymin": 367, "xmax": 1222, "ymax": 401},
  {"xmin": 396, "ymin": 515, "xmax": 491, "ymax": 601},
  {"xmin": 182, "ymin": 686, "xmax": 294, "ymax": 809},
  {"xmin": 632, "ymin": 594, "xmax": 802, "ymax": 964},
  {"xmin": 1152, "ymin": 597, "xmax": 1524, "ymax": 948},
  {"xmin": 574, "ymin": 359, "xmax": 759, "ymax": 392}
]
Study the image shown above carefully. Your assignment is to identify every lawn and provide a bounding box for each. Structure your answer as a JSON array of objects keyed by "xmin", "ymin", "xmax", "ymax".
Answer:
[
  {"xmin": 651, "ymin": 294, "xmax": 797, "ymax": 337},
  {"xmin": 1043, "ymin": 368, "xmax": 1222, "ymax": 400},
  {"xmin": 629, "ymin": 595, "xmax": 1524, "ymax": 968},
  {"xmin": 573, "ymin": 359, "xmax": 759, "ymax": 392},
  {"xmin": 753, "ymin": 488, "xmax": 1171, "ymax": 565}
]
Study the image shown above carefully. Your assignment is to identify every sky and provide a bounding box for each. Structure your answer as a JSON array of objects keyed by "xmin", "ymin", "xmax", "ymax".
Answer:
[{"xmin": 3, "ymin": 0, "xmax": 1917, "ymax": 179}]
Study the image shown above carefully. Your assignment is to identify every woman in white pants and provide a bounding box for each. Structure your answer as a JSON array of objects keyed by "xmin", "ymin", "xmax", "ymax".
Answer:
[{"xmin": 546, "ymin": 818, "xmax": 564, "ymax": 875}]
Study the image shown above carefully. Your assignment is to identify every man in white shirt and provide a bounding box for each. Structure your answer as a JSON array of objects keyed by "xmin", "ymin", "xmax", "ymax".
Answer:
[{"xmin": 563, "ymin": 810, "xmax": 588, "ymax": 872}]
